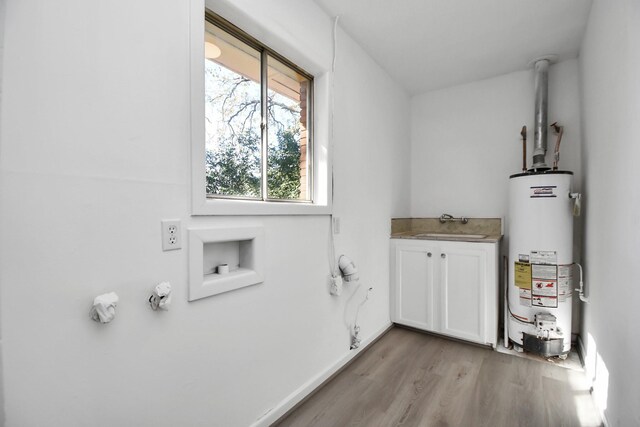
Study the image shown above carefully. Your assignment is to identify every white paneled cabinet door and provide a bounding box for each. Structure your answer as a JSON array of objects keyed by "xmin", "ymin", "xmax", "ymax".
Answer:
[
  {"xmin": 393, "ymin": 241, "xmax": 437, "ymax": 330},
  {"xmin": 438, "ymin": 242, "xmax": 487, "ymax": 343}
]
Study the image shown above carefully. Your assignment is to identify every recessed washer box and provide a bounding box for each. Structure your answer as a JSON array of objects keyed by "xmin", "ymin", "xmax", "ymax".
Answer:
[{"xmin": 188, "ymin": 226, "xmax": 265, "ymax": 301}]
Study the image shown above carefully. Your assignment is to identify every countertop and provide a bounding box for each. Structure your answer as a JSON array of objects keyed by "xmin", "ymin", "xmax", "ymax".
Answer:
[
  {"xmin": 390, "ymin": 217, "xmax": 503, "ymax": 243},
  {"xmin": 390, "ymin": 230, "xmax": 502, "ymax": 243}
]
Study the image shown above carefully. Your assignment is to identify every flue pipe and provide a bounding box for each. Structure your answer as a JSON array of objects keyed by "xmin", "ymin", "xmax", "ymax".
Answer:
[{"xmin": 532, "ymin": 58, "xmax": 550, "ymax": 169}]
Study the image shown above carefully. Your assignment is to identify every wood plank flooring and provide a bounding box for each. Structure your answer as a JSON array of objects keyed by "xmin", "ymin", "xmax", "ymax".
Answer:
[{"xmin": 275, "ymin": 327, "xmax": 602, "ymax": 427}]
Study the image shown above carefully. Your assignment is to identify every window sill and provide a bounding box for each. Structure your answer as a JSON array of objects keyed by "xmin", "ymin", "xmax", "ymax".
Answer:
[{"xmin": 192, "ymin": 198, "xmax": 331, "ymax": 216}]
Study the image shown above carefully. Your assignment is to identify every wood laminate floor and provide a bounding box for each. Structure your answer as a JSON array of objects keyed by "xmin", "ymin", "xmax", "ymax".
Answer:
[{"xmin": 276, "ymin": 327, "xmax": 602, "ymax": 427}]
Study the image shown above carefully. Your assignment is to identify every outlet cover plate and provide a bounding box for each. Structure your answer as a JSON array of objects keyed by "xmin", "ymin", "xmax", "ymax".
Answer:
[{"xmin": 162, "ymin": 220, "xmax": 182, "ymax": 251}]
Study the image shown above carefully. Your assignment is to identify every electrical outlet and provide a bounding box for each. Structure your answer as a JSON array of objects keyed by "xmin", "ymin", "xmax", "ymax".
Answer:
[
  {"xmin": 161, "ymin": 220, "xmax": 182, "ymax": 251},
  {"xmin": 333, "ymin": 217, "xmax": 340, "ymax": 234}
]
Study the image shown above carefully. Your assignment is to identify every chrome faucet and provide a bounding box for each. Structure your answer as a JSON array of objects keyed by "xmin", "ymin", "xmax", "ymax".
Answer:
[
  {"xmin": 440, "ymin": 213, "xmax": 468, "ymax": 224},
  {"xmin": 440, "ymin": 213, "xmax": 454, "ymax": 223}
]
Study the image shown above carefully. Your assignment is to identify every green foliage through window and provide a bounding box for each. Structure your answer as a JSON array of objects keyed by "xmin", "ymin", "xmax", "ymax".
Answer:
[{"xmin": 204, "ymin": 18, "xmax": 311, "ymax": 201}]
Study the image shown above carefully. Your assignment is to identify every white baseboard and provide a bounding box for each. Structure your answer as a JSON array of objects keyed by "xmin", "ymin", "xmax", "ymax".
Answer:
[{"xmin": 250, "ymin": 322, "xmax": 393, "ymax": 427}]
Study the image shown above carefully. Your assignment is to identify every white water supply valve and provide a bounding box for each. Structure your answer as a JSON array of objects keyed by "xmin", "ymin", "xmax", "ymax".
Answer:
[
  {"xmin": 90, "ymin": 292, "xmax": 119, "ymax": 324},
  {"xmin": 149, "ymin": 281, "xmax": 172, "ymax": 311}
]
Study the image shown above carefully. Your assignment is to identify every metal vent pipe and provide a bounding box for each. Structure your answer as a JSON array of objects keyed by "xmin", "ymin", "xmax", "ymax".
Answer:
[{"xmin": 532, "ymin": 58, "xmax": 550, "ymax": 169}]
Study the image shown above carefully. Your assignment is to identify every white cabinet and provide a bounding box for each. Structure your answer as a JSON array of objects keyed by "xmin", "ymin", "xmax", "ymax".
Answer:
[{"xmin": 391, "ymin": 238, "xmax": 498, "ymax": 347}]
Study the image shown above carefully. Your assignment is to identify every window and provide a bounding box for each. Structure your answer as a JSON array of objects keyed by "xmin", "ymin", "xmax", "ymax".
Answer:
[
  {"xmin": 203, "ymin": 12, "xmax": 313, "ymax": 203},
  {"xmin": 191, "ymin": 7, "xmax": 331, "ymax": 216}
]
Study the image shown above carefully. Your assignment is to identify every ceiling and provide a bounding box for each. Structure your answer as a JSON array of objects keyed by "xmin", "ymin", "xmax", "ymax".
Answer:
[{"xmin": 313, "ymin": 0, "xmax": 593, "ymax": 95}]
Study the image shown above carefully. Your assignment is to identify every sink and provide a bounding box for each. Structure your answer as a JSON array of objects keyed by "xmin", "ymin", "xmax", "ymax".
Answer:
[{"xmin": 414, "ymin": 233, "xmax": 487, "ymax": 239}]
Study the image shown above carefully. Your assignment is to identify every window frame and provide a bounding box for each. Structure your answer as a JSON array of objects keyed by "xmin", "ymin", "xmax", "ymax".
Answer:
[{"xmin": 191, "ymin": 6, "xmax": 331, "ymax": 216}]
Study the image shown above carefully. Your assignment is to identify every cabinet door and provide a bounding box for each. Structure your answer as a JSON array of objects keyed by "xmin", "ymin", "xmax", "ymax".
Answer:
[
  {"xmin": 439, "ymin": 242, "xmax": 488, "ymax": 344},
  {"xmin": 393, "ymin": 241, "xmax": 436, "ymax": 331}
]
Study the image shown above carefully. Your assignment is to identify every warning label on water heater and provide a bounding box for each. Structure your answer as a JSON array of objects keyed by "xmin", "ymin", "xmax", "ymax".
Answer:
[
  {"xmin": 530, "ymin": 250, "xmax": 557, "ymax": 265},
  {"xmin": 514, "ymin": 251, "xmax": 562, "ymax": 307},
  {"xmin": 558, "ymin": 264, "xmax": 573, "ymax": 302},
  {"xmin": 532, "ymin": 279, "xmax": 557, "ymax": 296},
  {"xmin": 519, "ymin": 289, "xmax": 532, "ymax": 306},
  {"xmin": 514, "ymin": 262, "xmax": 532, "ymax": 289},
  {"xmin": 531, "ymin": 263, "xmax": 558, "ymax": 308},
  {"xmin": 532, "ymin": 295, "xmax": 557, "ymax": 307}
]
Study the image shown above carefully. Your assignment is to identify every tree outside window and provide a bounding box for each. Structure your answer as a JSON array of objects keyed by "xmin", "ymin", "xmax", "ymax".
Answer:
[{"xmin": 204, "ymin": 18, "xmax": 312, "ymax": 201}]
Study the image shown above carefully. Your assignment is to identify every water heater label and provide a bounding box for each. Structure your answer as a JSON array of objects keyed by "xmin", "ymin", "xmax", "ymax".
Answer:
[
  {"xmin": 514, "ymin": 262, "xmax": 532, "ymax": 289},
  {"xmin": 530, "ymin": 185, "xmax": 557, "ymax": 198},
  {"xmin": 531, "ymin": 264, "xmax": 558, "ymax": 308},
  {"xmin": 530, "ymin": 250, "xmax": 557, "ymax": 265},
  {"xmin": 532, "ymin": 295, "xmax": 558, "ymax": 307},
  {"xmin": 532, "ymin": 264, "xmax": 557, "ymax": 281},
  {"xmin": 519, "ymin": 289, "xmax": 532, "ymax": 306},
  {"xmin": 532, "ymin": 279, "xmax": 557, "ymax": 296},
  {"xmin": 558, "ymin": 265, "xmax": 573, "ymax": 302}
]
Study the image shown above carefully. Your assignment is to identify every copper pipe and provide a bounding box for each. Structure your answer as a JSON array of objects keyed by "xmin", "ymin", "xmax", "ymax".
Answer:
[
  {"xmin": 550, "ymin": 121, "xmax": 564, "ymax": 170},
  {"xmin": 520, "ymin": 126, "xmax": 527, "ymax": 172}
]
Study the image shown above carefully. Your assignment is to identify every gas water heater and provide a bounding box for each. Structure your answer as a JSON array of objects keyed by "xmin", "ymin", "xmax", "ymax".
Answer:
[
  {"xmin": 507, "ymin": 57, "xmax": 583, "ymax": 357},
  {"xmin": 508, "ymin": 172, "xmax": 576, "ymax": 356}
]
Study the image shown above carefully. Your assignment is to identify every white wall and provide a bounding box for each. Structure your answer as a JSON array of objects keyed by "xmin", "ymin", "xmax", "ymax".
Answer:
[
  {"xmin": 0, "ymin": 1, "xmax": 410, "ymax": 426},
  {"xmin": 579, "ymin": 0, "xmax": 640, "ymax": 425}
]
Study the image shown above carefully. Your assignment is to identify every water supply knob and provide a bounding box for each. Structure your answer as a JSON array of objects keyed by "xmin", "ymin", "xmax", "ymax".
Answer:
[
  {"xmin": 90, "ymin": 292, "xmax": 119, "ymax": 324},
  {"xmin": 149, "ymin": 282, "xmax": 172, "ymax": 311}
]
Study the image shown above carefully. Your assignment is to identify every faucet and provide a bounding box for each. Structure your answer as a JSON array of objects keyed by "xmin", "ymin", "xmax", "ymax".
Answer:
[
  {"xmin": 440, "ymin": 213, "xmax": 454, "ymax": 223},
  {"xmin": 439, "ymin": 213, "xmax": 468, "ymax": 224}
]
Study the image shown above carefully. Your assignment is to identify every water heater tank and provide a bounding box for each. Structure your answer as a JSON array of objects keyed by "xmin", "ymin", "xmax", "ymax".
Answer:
[{"xmin": 507, "ymin": 171, "xmax": 574, "ymax": 355}]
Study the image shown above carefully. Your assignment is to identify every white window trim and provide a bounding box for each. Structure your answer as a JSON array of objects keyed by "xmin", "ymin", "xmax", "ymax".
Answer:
[{"xmin": 190, "ymin": 0, "xmax": 332, "ymax": 216}]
